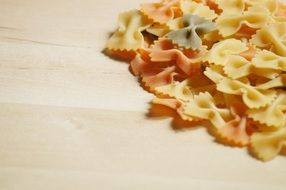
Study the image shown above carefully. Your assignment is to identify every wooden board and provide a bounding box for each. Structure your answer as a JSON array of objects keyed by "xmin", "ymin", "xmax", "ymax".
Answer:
[{"xmin": 0, "ymin": 0, "xmax": 285, "ymax": 189}]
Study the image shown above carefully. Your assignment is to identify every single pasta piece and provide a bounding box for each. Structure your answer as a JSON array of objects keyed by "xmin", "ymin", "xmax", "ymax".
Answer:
[
  {"xmin": 251, "ymin": 127, "xmax": 286, "ymax": 161},
  {"xmin": 166, "ymin": 14, "xmax": 215, "ymax": 50},
  {"xmin": 206, "ymin": 38, "xmax": 248, "ymax": 66},
  {"xmin": 106, "ymin": 10, "xmax": 151, "ymax": 51},
  {"xmin": 141, "ymin": 0, "xmax": 181, "ymax": 24},
  {"xmin": 216, "ymin": 5, "xmax": 270, "ymax": 37},
  {"xmin": 251, "ymin": 22, "xmax": 286, "ymax": 56},
  {"xmin": 180, "ymin": 0, "xmax": 217, "ymax": 20},
  {"xmin": 152, "ymin": 97, "xmax": 194, "ymax": 121},
  {"xmin": 247, "ymin": 92, "xmax": 286, "ymax": 128}
]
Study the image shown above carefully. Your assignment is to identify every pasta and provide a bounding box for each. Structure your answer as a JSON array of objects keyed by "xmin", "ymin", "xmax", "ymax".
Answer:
[
  {"xmin": 183, "ymin": 92, "xmax": 232, "ymax": 128},
  {"xmin": 247, "ymin": 92, "xmax": 286, "ymax": 128},
  {"xmin": 206, "ymin": 38, "xmax": 248, "ymax": 66},
  {"xmin": 223, "ymin": 55, "xmax": 280, "ymax": 79},
  {"xmin": 106, "ymin": 10, "xmax": 151, "ymax": 50},
  {"xmin": 181, "ymin": 0, "xmax": 217, "ymax": 20},
  {"xmin": 217, "ymin": 0, "xmax": 245, "ymax": 14},
  {"xmin": 247, "ymin": 0, "xmax": 277, "ymax": 13},
  {"xmin": 216, "ymin": 78, "xmax": 277, "ymax": 109},
  {"xmin": 251, "ymin": 22, "xmax": 286, "ymax": 56},
  {"xmin": 256, "ymin": 75, "xmax": 286, "ymax": 89},
  {"xmin": 216, "ymin": 5, "xmax": 270, "ymax": 37},
  {"xmin": 247, "ymin": 0, "xmax": 286, "ymax": 22},
  {"xmin": 106, "ymin": 0, "xmax": 286, "ymax": 161},
  {"xmin": 152, "ymin": 97, "xmax": 194, "ymax": 121},
  {"xmin": 141, "ymin": 0, "xmax": 181, "ymax": 24},
  {"xmin": 252, "ymin": 50, "xmax": 286, "ymax": 71},
  {"xmin": 147, "ymin": 38, "xmax": 207, "ymax": 75},
  {"xmin": 274, "ymin": 1, "xmax": 286, "ymax": 22},
  {"xmin": 154, "ymin": 79, "xmax": 193, "ymax": 101},
  {"xmin": 251, "ymin": 127, "xmax": 286, "ymax": 161},
  {"xmin": 146, "ymin": 23, "xmax": 170, "ymax": 37},
  {"xmin": 216, "ymin": 96, "xmax": 251, "ymax": 146},
  {"xmin": 167, "ymin": 14, "xmax": 215, "ymax": 49},
  {"xmin": 142, "ymin": 66, "xmax": 177, "ymax": 90},
  {"xmin": 130, "ymin": 51, "xmax": 178, "ymax": 90}
]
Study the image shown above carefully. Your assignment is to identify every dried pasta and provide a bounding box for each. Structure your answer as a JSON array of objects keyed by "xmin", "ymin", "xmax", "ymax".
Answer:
[
  {"xmin": 106, "ymin": 0, "xmax": 286, "ymax": 161},
  {"xmin": 251, "ymin": 22, "xmax": 286, "ymax": 56},
  {"xmin": 141, "ymin": 0, "xmax": 181, "ymax": 24},
  {"xmin": 181, "ymin": 0, "xmax": 217, "ymax": 20},
  {"xmin": 106, "ymin": 10, "xmax": 151, "ymax": 50},
  {"xmin": 183, "ymin": 92, "xmax": 232, "ymax": 128},
  {"xmin": 251, "ymin": 127, "xmax": 286, "ymax": 161},
  {"xmin": 216, "ymin": 5, "xmax": 270, "ymax": 37},
  {"xmin": 154, "ymin": 79, "xmax": 193, "ymax": 101},
  {"xmin": 167, "ymin": 14, "xmax": 215, "ymax": 49},
  {"xmin": 247, "ymin": 92, "xmax": 286, "ymax": 128}
]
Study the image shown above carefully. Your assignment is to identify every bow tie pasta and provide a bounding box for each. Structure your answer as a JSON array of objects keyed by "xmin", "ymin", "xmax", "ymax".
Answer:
[
  {"xmin": 106, "ymin": 0, "xmax": 286, "ymax": 161},
  {"xmin": 167, "ymin": 14, "xmax": 216, "ymax": 49}
]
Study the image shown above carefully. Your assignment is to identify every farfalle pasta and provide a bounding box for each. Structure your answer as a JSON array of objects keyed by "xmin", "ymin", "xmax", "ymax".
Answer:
[
  {"xmin": 181, "ymin": 0, "xmax": 217, "ymax": 20},
  {"xmin": 217, "ymin": 0, "xmax": 245, "ymax": 14},
  {"xmin": 147, "ymin": 38, "xmax": 207, "ymax": 74},
  {"xmin": 206, "ymin": 38, "xmax": 248, "ymax": 65},
  {"xmin": 167, "ymin": 14, "xmax": 215, "ymax": 49},
  {"xmin": 152, "ymin": 97, "xmax": 194, "ymax": 121},
  {"xmin": 223, "ymin": 55, "xmax": 280, "ymax": 79},
  {"xmin": 252, "ymin": 50, "xmax": 286, "ymax": 71},
  {"xmin": 216, "ymin": 5, "xmax": 270, "ymax": 37},
  {"xmin": 106, "ymin": 10, "xmax": 151, "ymax": 50},
  {"xmin": 251, "ymin": 127, "xmax": 286, "ymax": 161},
  {"xmin": 247, "ymin": 92, "xmax": 286, "ymax": 128},
  {"xmin": 154, "ymin": 79, "xmax": 194, "ymax": 101},
  {"xmin": 106, "ymin": 0, "xmax": 286, "ymax": 161},
  {"xmin": 141, "ymin": 0, "xmax": 181, "ymax": 24},
  {"xmin": 216, "ymin": 77, "xmax": 277, "ymax": 108},
  {"xmin": 184, "ymin": 92, "xmax": 232, "ymax": 128},
  {"xmin": 251, "ymin": 22, "xmax": 286, "ymax": 56}
]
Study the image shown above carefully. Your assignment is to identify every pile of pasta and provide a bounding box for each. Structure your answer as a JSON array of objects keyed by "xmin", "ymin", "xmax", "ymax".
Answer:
[{"xmin": 106, "ymin": 0, "xmax": 286, "ymax": 161}]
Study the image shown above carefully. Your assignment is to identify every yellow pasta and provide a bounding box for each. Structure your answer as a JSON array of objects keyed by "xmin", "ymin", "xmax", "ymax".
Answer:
[
  {"xmin": 251, "ymin": 22, "xmax": 286, "ymax": 56},
  {"xmin": 106, "ymin": 10, "xmax": 151, "ymax": 50},
  {"xmin": 247, "ymin": 92, "xmax": 286, "ymax": 128},
  {"xmin": 204, "ymin": 65, "xmax": 226, "ymax": 83},
  {"xmin": 252, "ymin": 50, "xmax": 286, "ymax": 71},
  {"xmin": 251, "ymin": 127, "xmax": 286, "ymax": 161},
  {"xmin": 155, "ymin": 79, "xmax": 193, "ymax": 101},
  {"xmin": 216, "ymin": 77, "xmax": 277, "ymax": 108},
  {"xmin": 223, "ymin": 55, "xmax": 252, "ymax": 79},
  {"xmin": 217, "ymin": 0, "xmax": 245, "ymax": 14},
  {"xmin": 274, "ymin": 1, "xmax": 286, "ymax": 22},
  {"xmin": 246, "ymin": 0, "xmax": 277, "ymax": 12},
  {"xmin": 256, "ymin": 75, "xmax": 286, "ymax": 89},
  {"xmin": 146, "ymin": 23, "xmax": 170, "ymax": 37},
  {"xmin": 184, "ymin": 92, "xmax": 232, "ymax": 128},
  {"xmin": 206, "ymin": 39, "xmax": 248, "ymax": 66},
  {"xmin": 223, "ymin": 54, "xmax": 280, "ymax": 79},
  {"xmin": 181, "ymin": 0, "xmax": 217, "ymax": 20},
  {"xmin": 246, "ymin": 0, "xmax": 286, "ymax": 22},
  {"xmin": 216, "ymin": 5, "xmax": 270, "ymax": 37}
]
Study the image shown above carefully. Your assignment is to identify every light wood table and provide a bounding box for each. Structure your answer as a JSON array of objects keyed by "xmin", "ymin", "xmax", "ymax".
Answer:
[{"xmin": 0, "ymin": 0, "xmax": 285, "ymax": 189}]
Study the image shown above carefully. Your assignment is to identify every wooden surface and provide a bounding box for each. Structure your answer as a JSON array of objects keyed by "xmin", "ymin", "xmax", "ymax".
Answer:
[{"xmin": 0, "ymin": 0, "xmax": 285, "ymax": 189}]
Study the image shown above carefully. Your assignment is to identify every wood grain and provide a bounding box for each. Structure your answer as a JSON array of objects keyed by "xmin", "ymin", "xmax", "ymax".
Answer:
[{"xmin": 0, "ymin": 0, "xmax": 285, "ymax": 189}]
